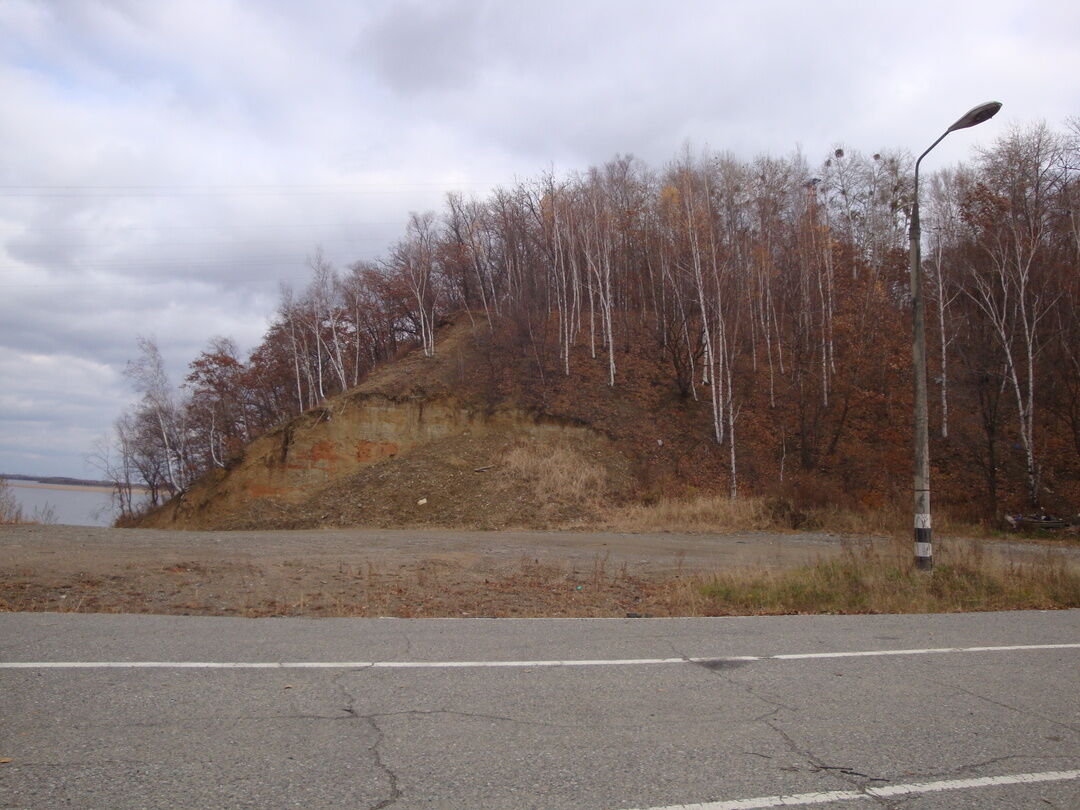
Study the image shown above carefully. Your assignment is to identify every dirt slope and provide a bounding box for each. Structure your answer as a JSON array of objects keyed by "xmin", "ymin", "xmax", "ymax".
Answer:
[{"xmin": 139, "ymin": 321, "xmax": 640, "ymax": 530}]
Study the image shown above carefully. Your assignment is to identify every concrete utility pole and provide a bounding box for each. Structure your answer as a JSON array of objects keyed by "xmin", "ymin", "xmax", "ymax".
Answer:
[{"xmin": 909, "ymin": 101, "xmax": 1001, "ymax": 571}]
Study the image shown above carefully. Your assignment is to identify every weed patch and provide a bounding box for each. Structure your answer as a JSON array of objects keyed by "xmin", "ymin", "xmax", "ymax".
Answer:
[
  {"xmin": 656, "ymin": 542, "xmax": 1080, "ymax": 616},
  {"xmin": 502, "ymin": 440, "xmax": 608, "ymax": 505}
]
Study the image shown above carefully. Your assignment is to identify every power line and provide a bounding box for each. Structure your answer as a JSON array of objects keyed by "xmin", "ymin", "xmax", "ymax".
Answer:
[
  {"xmin": 0, "ymin": 274, "xmax": 311, "ymax": 289},
  {"xmin": 0, "ymin": 182, "xmax": 502, "ymax": 189},
  {"xmin": 0, "ymin": 181, "xmax": 504, "ymax": 198},
  {"xmin": 0, "ymin": 235, "xmax": 392, "ymax": 253},
  {"xmin": 0, "ymin": 258, "xmax": 371, "ymax": 278},
  {"xmin": 0, "ymin": 221, "xmax": 404, "ymax": 232}
]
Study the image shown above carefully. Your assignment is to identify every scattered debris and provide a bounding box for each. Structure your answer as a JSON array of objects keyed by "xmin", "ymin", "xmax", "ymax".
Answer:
[
  {"xmin": 1004, "ymin": 512, "xmax": 1074, "ymax": 531},
  {"xmin": 416, "ymin": 498, "xmax": 428, "ymax": 506},
  {"xmin": 473, "ymin": 465, "xmax": 494, "ymax": 473}
]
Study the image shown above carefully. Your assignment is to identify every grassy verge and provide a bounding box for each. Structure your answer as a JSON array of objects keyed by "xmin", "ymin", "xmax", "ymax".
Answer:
[
  {"xmin": 3, "ymin": 538, "xmax": 1077, "ymax": 617},
  {"xmin": 653, "ymin": 540, "xmax": 1080, "ymax": 616}
]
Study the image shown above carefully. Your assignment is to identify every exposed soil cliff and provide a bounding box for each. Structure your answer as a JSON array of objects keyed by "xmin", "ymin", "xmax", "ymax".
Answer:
[
  {"xmin": 138, "ymin": 317, "xmax": 647, "ymax": 531},
  {"xmin": 139, "ymin": 388, "xmax": 634, "ymax": 530}
]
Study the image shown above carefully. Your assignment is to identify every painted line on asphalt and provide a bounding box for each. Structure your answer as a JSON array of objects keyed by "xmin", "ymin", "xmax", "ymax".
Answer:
[
  {"xmin": 624, "ymin": 769, "xmax": 1080, "ymax": 810},
  {"xmin": 1, "ymin": 642, "xmax": 1078, "ymax": 669}
]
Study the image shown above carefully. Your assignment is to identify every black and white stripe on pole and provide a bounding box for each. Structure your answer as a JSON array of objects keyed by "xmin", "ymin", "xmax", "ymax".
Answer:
[{"xmin": 914, "ymin": 508, "xmax": 932, "ymax": 570}]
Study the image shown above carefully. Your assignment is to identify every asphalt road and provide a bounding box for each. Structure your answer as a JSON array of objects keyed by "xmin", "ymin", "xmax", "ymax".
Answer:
[{"xmin": 1, "ymin": 610, "xmax": 1078, "ymax": 809}]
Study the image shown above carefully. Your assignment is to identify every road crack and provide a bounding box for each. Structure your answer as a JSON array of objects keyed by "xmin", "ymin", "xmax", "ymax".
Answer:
[
  {"xmin": 676, "ymin": 645, "xmax": 797, "ymax": 722},
  {"xmin": 359, "ymin": 712, "xmax": 402, "ymax": 810},
  {"xmin": 765, "ymin": 720, "xmax": 895, "ymax": 807},
  {"xmin": 372, "ymin": 708, "xmax": 580, "ymax": 730},
  {"xmin": 333, "ymin": 671, "xmax": 403, "ymax": 810},
  {"xmin": 922, "ymin": 676, "xmax": 1080, "ymax": 735}
]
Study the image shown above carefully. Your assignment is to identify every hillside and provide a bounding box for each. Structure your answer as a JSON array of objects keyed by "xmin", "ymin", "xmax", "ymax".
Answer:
[
  {"xmin": 139, "ymin": 318, "xmax": 643, "ymax": 530},
  {"xmin": 136, "ymin": 314, "xmax": 875, "ymax": 531},
  {"xmin": 138, "ymin": 301, "xmax": 1079, "ymax": 533},
  {"xmin": 113, "ymin": 132, "xmax": 1080, "ymax": 532}
]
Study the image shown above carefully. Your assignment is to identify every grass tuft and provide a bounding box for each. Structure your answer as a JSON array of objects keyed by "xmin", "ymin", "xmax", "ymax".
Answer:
[
  {"xmin": 502, "ymin": 440, "xmax": 608, "ymax": 504},
  {"xmin": 0, "ymin": 479, "xmax": 25, "ymax": 524},
  {"xmin": 602, "ymin": 494, "xmax": 769, "ymax": 532}
]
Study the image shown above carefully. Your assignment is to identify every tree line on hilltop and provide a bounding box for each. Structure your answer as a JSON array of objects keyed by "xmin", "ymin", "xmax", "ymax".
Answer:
[{"xmin": 96, "ymin": 120, "xmax": 1080, "ymax": 522}]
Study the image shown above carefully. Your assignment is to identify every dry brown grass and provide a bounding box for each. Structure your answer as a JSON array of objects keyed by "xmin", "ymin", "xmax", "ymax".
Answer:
[
  {"xmin": 599, "ymin": 493, "xmax": 1010, "ymax": 539},
  {"xmin": 502, "ymin": 440, "xmax": 608, "ymax": 505},
  {"xmin": 0, "ymin": 479, "xmax": 24, "ymax": 525},
  {"xmin": 655, "ymin": 539, "xmax": 1080, "ymax": 616},
  {"xmin": 4, "ymin": 536, "xmax": 1077, "ymax": 618},
  {"xmin": 0, "ymin": 480, "xmax": 57, "ymax": 525},
  {"xmin": 600, "ymin": 493, "xmax": 889, "ymax": 534},
  {"xmin": 602, "ymin": 494, "xmax": 769, "ymax": 532}
]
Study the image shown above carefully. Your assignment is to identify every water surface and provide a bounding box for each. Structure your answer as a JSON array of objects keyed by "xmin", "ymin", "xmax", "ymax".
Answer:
[{"xmin": 7, "ymin": 482, "xmax": 118, "ymax": 527}]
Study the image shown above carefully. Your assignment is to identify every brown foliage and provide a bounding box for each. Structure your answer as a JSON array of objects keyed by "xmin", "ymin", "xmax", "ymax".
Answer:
[{"xmin": 115, "ymin": 125, "xmax": 1080, "ymax": 525}]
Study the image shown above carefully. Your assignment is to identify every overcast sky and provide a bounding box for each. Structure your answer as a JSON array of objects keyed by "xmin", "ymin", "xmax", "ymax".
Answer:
[{"xmin": 1, "ymin": 0, "xmax": 1078, "ymax": 478}]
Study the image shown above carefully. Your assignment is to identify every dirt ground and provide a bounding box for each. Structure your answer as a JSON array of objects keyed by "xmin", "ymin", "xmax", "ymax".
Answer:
[{"xmin": 2, "ymin": 524, "xmax": 1074, "ymax": 618}]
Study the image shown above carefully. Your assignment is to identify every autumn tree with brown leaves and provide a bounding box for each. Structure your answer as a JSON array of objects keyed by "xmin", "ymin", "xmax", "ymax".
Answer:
[{"xmin": 108, "ymin": 121, "xmax": 1080, "ymax": 521}]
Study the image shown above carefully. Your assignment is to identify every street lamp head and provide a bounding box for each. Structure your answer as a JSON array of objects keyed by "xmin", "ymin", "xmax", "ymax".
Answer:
[{"xmin": 947, "ymin": 101, "xmax": 1002, "ymax": 132}]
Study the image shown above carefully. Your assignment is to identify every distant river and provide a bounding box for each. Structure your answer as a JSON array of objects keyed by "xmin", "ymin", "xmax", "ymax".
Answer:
[{"xmin": 6, "ymin": 482, "xmax": 123, "ymax": 527}]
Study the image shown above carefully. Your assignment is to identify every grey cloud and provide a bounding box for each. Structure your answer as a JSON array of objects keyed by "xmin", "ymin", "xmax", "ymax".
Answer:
[
  {"xmin": 2, "ymin": 0, "xmax": 1079, "ymax": 477},
  {"xmin": 357, "ymin": 0, "xmax": 485, "ymax": 96}
]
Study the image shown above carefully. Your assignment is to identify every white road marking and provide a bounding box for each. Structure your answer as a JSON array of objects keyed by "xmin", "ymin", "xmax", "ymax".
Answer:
[
  {"xmin": 625, "ymin": 770, "xmax": 1080, "ymax": 810},
  {"xmin": 1, "ymin": 642, "xmax": 1078, "ymax": 669},
  {"xmin": 770, "ymin": 643, "xmax": 1080, "ymax": 660}
]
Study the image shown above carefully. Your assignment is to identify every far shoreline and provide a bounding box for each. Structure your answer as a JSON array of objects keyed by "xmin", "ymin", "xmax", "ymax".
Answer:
[{"xmin": 7, "ymin": 480, "xmax": 150, "ymax": 495}]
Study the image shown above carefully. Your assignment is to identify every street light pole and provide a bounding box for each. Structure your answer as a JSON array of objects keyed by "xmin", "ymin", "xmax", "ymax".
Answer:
[{"xmin": 910, "ymin": 101, "xmax": 1001, "ymax": 571}]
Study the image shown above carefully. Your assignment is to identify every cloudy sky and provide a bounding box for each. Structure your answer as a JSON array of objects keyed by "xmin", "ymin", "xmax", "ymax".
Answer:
[{"xmin": 1, "ymin": 0, "xmax": 1077, "ymax": 478}]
